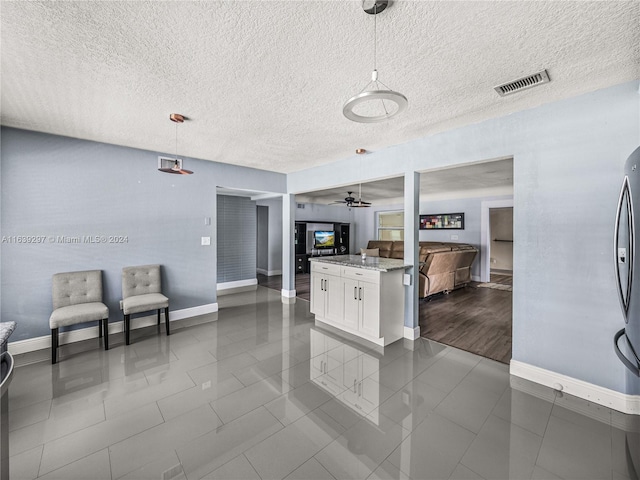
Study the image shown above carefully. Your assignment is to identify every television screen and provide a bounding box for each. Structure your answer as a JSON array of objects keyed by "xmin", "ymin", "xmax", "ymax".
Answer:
[{"xmin": 314, "ymin": 231, "xmax": 335, "ymax": 248}]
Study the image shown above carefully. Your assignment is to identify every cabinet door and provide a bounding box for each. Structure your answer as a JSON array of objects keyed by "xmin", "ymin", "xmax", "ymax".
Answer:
[
  {"xmin": 310, "ymin": 274, "xmax": 325, "ymax": 317},
  {"xmin": 342, "ymin": 278, "xmax": 360, "ymax": 331},
  {"xmin": 324, "ymin": 274, "xmax": 344, "ymax": 324},
  {"xmin": 358, "ymin": 280, "xmax": 380, "ymax": 338},
  {"xmin": 310, "ymin": 330, "xmax": 325, "ymax": 380}
]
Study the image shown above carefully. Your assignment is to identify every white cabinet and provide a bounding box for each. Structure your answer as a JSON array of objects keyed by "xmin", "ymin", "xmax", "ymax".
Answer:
[
  {"xmin": 343, "ymin": 278, "xmax": 380, "ymax": 338},
  {"xmin": 310, "ymin": 330, "xmax": 344, "ymax": 396},
  {"xmin": 310, "ymin": 263, "xmax": 344, "ymax": 325},
  {"xmin": 310, "ymin": 329, "xmax": 381, "ymax": 422},
  {"xmin": 310, "ymin": 260, "xmax": 405, "ymax": 346}
]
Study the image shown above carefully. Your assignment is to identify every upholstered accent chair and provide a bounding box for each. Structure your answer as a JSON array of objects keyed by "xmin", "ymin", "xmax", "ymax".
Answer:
[
  {"xmin": 121, "ymin": 264, "xmax": 169, "ymax": 345},
  {"xmin": 49, "ymin": 270, "xmax": 109, "ymax": 364}
]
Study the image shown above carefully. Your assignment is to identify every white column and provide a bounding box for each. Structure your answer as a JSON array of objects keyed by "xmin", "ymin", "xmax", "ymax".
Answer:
[
  {"xmin": 281, "ymin": 194, "xmax": 296, "ymax": 299},
  {"xmin": 403, "ymin": 172, "xmax": 420, "ymax": 340}
]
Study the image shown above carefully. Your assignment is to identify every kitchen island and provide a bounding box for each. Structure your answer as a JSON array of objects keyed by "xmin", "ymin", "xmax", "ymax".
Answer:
[{"xmin": 309, "ymin": 255, "xmax": 411, "ymax": 346}]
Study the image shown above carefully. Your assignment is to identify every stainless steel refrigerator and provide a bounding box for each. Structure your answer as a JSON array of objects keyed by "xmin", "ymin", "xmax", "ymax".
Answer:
[{"xmin": 614, "ymin": 145, "xmax": 640, "ymax": 480}]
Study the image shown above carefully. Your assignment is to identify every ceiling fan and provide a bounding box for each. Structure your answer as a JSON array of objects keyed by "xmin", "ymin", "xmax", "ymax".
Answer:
[{"xmin": 331, "ymin": 185, "xmax": 371, "ymax": 208}]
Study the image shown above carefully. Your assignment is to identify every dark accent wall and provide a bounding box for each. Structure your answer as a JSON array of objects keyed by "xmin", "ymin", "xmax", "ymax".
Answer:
[{"xmin": 216, "ymin": 195, "xmax": 257, "ymax": 283}]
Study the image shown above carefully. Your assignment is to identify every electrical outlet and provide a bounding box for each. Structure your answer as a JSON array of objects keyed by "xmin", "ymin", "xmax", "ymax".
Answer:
[{"xmin": 201, "ymin": 236, "xmax": 211, "ymax": 246}]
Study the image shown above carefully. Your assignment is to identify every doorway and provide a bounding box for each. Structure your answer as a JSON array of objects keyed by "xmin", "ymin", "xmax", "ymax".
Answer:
[
  {"xmin": 256, "ymin": 205, "xmax": 269, "ymax": 276},
  {"xmin": 480, "ymin": 199, "xmax": 514, "ymax": 282},
  {"xmin": 488, "ymin": 206, "xmax": 513, "ymax": 284}
]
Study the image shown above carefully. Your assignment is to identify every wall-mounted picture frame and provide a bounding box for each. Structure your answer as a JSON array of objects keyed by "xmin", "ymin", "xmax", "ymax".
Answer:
[{"xmin": 420, "ymin": 213, "xmax": 465, "ymax": 230}]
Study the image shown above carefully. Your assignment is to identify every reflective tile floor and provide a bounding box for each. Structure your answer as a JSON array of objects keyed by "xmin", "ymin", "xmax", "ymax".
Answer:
[{"xmin": 7, "ymin": 287, "xmax": 640, "ymax": 479}]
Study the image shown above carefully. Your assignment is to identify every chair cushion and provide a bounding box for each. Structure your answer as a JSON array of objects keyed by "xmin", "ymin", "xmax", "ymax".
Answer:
[
  {"xmin": 122, "ymin": 265, "xmax": 162, "ymax": 298},
  {"xmin": 122, "ymin": 293, "xmax": 169, "ymax": 315},
  {"xmin": 360, "ymin": 248, "xmax": 380, "ymax": 257},
  {"xmin": 50, "ymin": 302, "xmax": 109, "ymax": 329},
  {"xmin": 52, "ymin": 270, "xmax": 103, "ymax": 309}
]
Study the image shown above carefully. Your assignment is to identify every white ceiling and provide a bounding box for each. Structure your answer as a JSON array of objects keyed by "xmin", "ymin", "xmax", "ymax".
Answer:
[{"xmin": 1, "ymin": 1, "xmax": 638, "ymax": 175}]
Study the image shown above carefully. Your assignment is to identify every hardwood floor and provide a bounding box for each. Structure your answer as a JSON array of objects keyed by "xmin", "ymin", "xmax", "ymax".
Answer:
[
  {"xmin": 490, "ymin": 272, "xmax": 513, "ymax": 286},
  {"xmin": 257, "ymin": 272, "xmax": 512, "ymax": 364},
  {"xmin": 419, "ymin": 283, "xmax": 512, "ymax": 364}
]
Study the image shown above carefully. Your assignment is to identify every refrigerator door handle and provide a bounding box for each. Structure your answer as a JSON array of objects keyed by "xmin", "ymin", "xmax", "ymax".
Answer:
[
  {"xmin": 614, "ymin": 176, "xmax": 634, "ymax": 319},
  {"xmin": 614, "ymin": 328, "xmax": 640, "ymax": 377}
]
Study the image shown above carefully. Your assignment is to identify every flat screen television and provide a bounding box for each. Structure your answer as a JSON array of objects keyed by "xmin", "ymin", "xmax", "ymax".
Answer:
[{"xmin": 314, "ymin": 231, "xmax": 335, "ymax": 248}]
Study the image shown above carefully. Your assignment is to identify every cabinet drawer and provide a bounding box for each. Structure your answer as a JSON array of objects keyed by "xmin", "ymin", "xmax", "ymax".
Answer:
[
  {"xmin": 311, "ymin": 262, "xmax": 342, "ymax": 276},
  {"xmin": 342, "ymin": 267, "xmax": 380, "ymax": 283}
]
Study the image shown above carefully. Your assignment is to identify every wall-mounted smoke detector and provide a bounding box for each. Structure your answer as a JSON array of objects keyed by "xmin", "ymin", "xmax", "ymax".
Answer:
[{"xmin": 494, "ymin": 70, "xmax": 550, "ymax": 97}]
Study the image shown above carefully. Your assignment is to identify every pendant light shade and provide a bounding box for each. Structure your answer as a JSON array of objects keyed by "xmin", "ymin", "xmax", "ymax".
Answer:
[
  {"xmin": 343, "ymin": 0, "xmax": 408, "ymax": 123},
  {"xmin": 158, "ymin": 113, "xmax": 194, "ymax": 175}
]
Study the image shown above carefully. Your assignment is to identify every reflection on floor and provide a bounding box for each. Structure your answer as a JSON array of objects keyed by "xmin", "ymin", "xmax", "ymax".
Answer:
[{"xmin": 8, "ymin": 286, "xmax": 637, "ymax": 480}]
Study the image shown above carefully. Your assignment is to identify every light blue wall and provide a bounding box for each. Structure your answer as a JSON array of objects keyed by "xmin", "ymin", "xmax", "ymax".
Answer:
[
  {"xmin": 294, "ymin": 202, "xmax": 355, "ymax": 224},
  {"xmin": 0, "ymin": 128, "xmax": 285, "ymax": 341},
  {"xmin": 290, "ymin": 81, "xmax": 640, "ymax": 395}
]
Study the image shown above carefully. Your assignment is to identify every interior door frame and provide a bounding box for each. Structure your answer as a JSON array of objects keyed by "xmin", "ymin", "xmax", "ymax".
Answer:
[{"xmin": 480, "ymin": 198, "xmax": 514, "ymax": 282}]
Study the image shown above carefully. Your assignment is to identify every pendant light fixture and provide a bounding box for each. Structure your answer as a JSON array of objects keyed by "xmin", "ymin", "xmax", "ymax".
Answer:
[
  {"xmin": 158, "ymin": 113, "xmax": 194, "ymax": 175},
  {"xmin": 343, "ymin": 0, "xmax": 408, "ymax": 123}
]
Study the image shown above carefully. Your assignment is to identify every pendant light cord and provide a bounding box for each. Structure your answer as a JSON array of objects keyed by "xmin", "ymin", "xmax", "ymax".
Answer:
[{"xmin": 373, "ymin": 3, "xmax": 377, "ymax": 72}]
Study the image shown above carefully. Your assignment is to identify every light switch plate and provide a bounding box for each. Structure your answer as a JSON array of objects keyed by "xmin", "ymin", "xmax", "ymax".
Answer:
[
  {"xmin": 201, "ymin": 236, "xmax": 211, "ymax": 246},
  {"xmin": 403, "ymin": 274, "xmax": 411, "ymax": 286}
]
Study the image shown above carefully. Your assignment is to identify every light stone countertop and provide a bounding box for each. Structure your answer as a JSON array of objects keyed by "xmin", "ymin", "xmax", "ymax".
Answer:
[
  {"xmin": 0, "ymin": 321, "xmax": 16, "ymax": 348},
  {"xmin": 309, "ymin": 255, "xmax": 411, "ymax": 272}
]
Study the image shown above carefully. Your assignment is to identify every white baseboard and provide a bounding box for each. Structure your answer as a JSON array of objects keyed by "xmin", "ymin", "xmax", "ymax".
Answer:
[
  {"xmin": 257, "ymin": 269, "xmax": 282, "ymax": 276},
  {"xmin": 7, "ymin": 303, "xmax": 219, "ymax": 356},
  {"xmin": 281, "ymin": 289, "xmax": 296, "ymax": 298},
  {"xmin": 217, "ymin": 279, "xmax": 258, "ymax": 296},
  {"xmin": 510, "ymin": 359, "xmax": 640, "ymax": 415},
  {"xmin": 217, "ymin": 279, "xmax": 258, "ymax": 291},
  {"xmin": 168, "ymin": 303, "xmax": 218, "ymax": 320},
  {"xmin": 404, "ymin": 326, "xmax": 420, "ymax": 340}
]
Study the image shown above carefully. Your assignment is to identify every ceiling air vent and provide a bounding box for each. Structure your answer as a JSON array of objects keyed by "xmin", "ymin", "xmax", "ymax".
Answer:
[{"xmin": 494, "ymin": 70, "xmax": 550, "ymax": 97}]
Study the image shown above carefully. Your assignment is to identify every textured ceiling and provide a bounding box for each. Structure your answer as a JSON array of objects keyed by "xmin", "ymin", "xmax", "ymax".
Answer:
[
  {"xmin": 1, "ymin": 1, "xmax": 638, "ymax": 174},
  {"xmin": 295, "ymin": 157, "xmax": 513, "ymax": 205}
]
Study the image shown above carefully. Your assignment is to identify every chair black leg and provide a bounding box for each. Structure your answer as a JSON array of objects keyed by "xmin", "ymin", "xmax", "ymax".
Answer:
[
  {"xmin": 99, "ymin": 321, "xmax": 103, "ymax": 338},
  {"xmin": 102, "ymin": 319, "xmax": 109, "ymax": 350},
  {"xmin": 125, "ymin": 314, "xmax": 131, "ymax": 345},
  {"xmin": 157, "ymin": 310, "xmax": 161, "ymax": 325},
  {"xmin": 165, "ymin": 307, "xmax": 170, "ymax": 336},
  {"xmin": 51, "ymin": 328, "xmax": 58, "ymax": 364}
]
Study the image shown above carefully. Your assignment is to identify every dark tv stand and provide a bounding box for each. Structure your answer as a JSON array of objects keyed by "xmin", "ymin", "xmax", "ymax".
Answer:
[
  {"xmin": 311, "ymin": 248, "xmax": 337, "ymax": 257},
  {"xmin": 294, "ymin": 221, "xmax": 350, "ymax": 274}
]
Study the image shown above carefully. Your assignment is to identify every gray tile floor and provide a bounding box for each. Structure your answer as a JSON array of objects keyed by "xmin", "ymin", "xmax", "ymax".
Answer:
[{"xmin": 6, "ymin": 286, "xmax": 639, "ymax": 479}]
